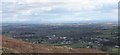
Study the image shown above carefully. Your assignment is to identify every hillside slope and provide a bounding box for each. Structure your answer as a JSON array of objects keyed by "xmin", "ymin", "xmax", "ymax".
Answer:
[{"xmin": 1, "ymin": 36, "xmax": 106, "ymax": 53}]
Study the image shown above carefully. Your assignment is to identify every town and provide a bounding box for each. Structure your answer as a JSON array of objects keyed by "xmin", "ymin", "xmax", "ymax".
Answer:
[{"xmin": 2, "ymin": 23, "xmax": 119, "ymax": 53}]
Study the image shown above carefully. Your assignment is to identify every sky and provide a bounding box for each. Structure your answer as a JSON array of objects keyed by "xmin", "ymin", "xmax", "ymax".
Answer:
[{"xmin": 1, "ymin": 0, "xmax": 119, "ymax": 24}]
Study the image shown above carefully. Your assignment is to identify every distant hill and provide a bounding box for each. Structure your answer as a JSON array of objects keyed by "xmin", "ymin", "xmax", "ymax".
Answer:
[{"xmin": 1, "ymin": 36, "xmax": 106, "ymax": 53}]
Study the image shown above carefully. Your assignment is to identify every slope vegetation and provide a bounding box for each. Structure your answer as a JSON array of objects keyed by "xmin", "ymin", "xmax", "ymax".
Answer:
[{"xmin": 1, "ymin": 36, "xmax": 105, "ymax": 53}]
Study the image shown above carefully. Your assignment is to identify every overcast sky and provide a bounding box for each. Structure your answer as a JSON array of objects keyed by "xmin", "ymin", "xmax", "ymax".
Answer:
[{"xmin": 1, "ymin": 0, "xmax": 119, "ymax": 23}]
